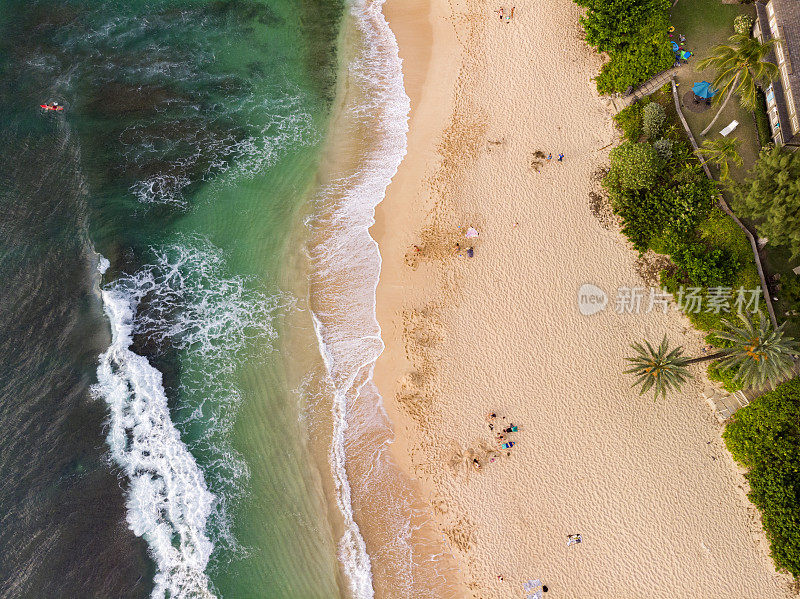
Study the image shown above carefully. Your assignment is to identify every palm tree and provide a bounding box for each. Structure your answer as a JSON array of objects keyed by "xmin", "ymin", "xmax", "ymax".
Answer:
[
  {"xmin": 625, "ymin": 336, "xmax": 699, "ymax": 398},
  {"xmin": 696, "ymin": 137, "xmax": 743, "ymax": 182},
  {"xmin": 714, "ymin": 312, "xmax": 799, "ymax": 389},
  {"xmin": 625, "ymin": 314, "xmax": 798, "ymax": 397},
  {"xmin": 697, "ymin": 33, "xmax": 779, "ymax": 136}
]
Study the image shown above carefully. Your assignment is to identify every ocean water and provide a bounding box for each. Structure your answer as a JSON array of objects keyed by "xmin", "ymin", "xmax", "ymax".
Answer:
[{"xmin": 0, "ymin": 0, "xmax": 356, "ymax": 597}]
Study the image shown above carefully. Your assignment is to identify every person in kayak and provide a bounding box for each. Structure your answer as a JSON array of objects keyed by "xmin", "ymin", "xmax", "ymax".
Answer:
[{"xmin": 40, "ymin": 102, "xmax": 63, "ymax": 111}]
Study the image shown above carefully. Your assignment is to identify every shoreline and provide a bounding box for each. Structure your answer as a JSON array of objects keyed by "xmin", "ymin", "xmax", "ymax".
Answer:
[{"xmin": 373, "ymin": 0, "xmax": 791, "ymax": 597}]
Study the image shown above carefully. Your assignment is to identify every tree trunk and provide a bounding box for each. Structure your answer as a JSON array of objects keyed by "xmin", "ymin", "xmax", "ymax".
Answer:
[
  {"xmin": 701, "ymin": 73, "xmax": 740, "ymax": 136},
  {"xmin": 686, "ymin": 351, "xmax": 728, "ymax": 365}
]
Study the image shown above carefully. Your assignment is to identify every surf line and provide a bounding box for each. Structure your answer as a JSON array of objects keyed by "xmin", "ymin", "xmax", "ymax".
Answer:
[
  {"xmin": 309, "ymin": 0, "xmax": 411, "ymax": 595},
  {"xmin": 94, "ymin": 257, "xmax": 216, "ymax": 599}
]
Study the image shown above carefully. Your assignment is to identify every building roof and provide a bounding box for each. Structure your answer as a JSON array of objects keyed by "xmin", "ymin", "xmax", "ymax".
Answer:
[{"xmin": 757, "ymin": 0, "xmax": 800, "ymax": 144}]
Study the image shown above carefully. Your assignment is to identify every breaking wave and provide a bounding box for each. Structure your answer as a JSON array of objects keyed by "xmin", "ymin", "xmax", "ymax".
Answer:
[{"xmin": 94, "ymin": 238, "xmax": 287, "ymax": 598}]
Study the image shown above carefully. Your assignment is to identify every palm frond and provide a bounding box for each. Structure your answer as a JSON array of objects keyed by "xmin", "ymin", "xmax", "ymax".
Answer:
[
  {"xmin": 625, "ymin": 335, "xmax": 692, "ymax": 399},
  {"xmin": 713, "ymin": 312, "xmax": 799, "ymax": 389}
]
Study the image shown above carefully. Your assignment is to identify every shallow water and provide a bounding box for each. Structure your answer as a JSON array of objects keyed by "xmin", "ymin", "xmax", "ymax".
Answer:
[{"xmin": 0, "ymin": 0, "xmax": 347, "ymax": 596}]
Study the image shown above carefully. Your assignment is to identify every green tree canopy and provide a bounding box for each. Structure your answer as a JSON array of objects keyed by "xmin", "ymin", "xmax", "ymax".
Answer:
[
  {"xmin": 594, "ymin": 28, "xmax": 674, "ymax": 94},
  {"xmin": 625, "ymin": 336, "xmax": 692, "ymax": 399},
  {"xmin": 604, "ymin": 140, "xmax": 662, "ymax": 192},
  {"xmin": 575, "ymin": 0, "xmax": 673, "ymax": 94},
  {"xmin": 723, "ymin": 378, "xmax": 800, "ymax": 577},
  {"xmin": 736, "ymin": 146, "xmax": 800, "ymax": 258},
  {"xmin": 714, "ymin": 312, "xmax": 799, "ymax": 389},
  {"xmin": 626, "ymin": 313, "xmax": 798, "ymax": 398},
  {"xmin": 575, "ymin": 0, "xmax": 670, "ymax": 53}
]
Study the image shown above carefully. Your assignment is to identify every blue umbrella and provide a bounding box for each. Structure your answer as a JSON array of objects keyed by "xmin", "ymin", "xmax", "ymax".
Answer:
[{"xmin": 693, "ymin": 81, "xmax": 717, "ymax": 99}]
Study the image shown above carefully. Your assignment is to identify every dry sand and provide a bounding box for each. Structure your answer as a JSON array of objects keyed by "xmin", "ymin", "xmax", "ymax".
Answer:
[{"xmin": 372, "ymin": 0, "xmax": 794, "ymax": 596}]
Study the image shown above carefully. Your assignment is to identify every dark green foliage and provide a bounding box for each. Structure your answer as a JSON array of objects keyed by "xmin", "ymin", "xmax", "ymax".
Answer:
[
  {"xmin": 653, "ymin": 138, "xmax": 673, "ymax": 160},
  {"xmin": 737, "ymin": 146, "xmax": 800, "ymax": 258},
  {"xmin": 707, "ymin": 361, "xmax": 743, "ymax": 392},
  {"xmin": 595, "ymin": 38, "xmax": 675, "ymax": 95},
  {"xmin": 754, "ymin": 87, "xmax": 771, "ymax": 147},
  {"xmin": 724, "ymin": 378, "xmax": 800, "ymax": 577},
  {"xmin": 781, "ymin": 274, "xmax": 800, "ymax": 316},
  {"xmin": 667, "ymin": 241, "xmax": 740, "ymax": 287},
  {"xmin": 614, "ymin": 188, "xmax": 665, "ymax": 251},
  {"xmin": 663, "ymin": 167, "xmax": 716, "ymax": 233},
  {"xmin": 605, "ymin": 97, "xmax": 758, "ymax": 334},
  {"xmin": 605, "ymin": 141, "xmax": 662, "ymax": 192},
  {"xmin": 609, "ymin": 158, "xmax": 715, "ymax": 252},
  {"xmin": 613, "ymin": 99, "xmax": 649, "ymax": 141},
  {"xmin": 642, "ymin": 102, "xmax": 666, "ymax": 139},
  {"xmin": 575, "ymin": 0, "xmax": 674, "ymax": 94},
  {"xmin": 574, "ymin": 0, "xmax": 671, "ymax": 52}
]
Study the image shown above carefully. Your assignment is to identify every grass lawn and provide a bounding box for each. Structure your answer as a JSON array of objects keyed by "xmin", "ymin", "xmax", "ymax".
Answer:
[
  {"xmin": 670, "ymin": 0, "xmax": 759, "ymax": 183},
  {"xmin": 647, "ymin": 86, "xmax": 762, "ymax": 335}
]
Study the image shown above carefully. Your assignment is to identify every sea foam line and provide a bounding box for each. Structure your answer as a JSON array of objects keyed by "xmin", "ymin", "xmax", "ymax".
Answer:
[
  {"xmin": 309, "ymin": 0, "xmax": 411, "ymax": 596},
  {"xmin": 94, "ymin": 257, "xmax": 216, "ymax": 599}
]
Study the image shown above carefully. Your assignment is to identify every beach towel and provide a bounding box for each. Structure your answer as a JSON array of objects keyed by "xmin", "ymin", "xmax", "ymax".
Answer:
[{"xmin": 524, "ymin": 579, "xmax": 541, "ymax": 591}]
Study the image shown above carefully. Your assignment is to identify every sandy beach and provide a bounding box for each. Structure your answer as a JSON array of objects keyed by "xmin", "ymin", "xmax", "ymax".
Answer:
[{"xmin": 373, "ymin": 0, "xmax": 793, "ymax": 596}]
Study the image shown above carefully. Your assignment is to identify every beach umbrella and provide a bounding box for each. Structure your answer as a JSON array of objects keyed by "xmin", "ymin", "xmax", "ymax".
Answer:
[
  {"xmin": 465, "ymin": 227, "xmax": 479, "ymax": 238},
  {"xmin": 692, "ymin": 81, "xmax": 717, "ymax": 99}
]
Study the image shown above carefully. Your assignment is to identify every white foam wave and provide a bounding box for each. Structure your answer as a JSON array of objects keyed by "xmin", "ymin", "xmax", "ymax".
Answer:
[
  {"xmin": 94, "ymin": 239, "xmax": 287, "ymax": 596},
  {"xmin": 308, "ymin": 0, "xmax": 411, "ymax": 596},
  {"xmin": 95, "ymin": 279, "xmax": 216, "ymax": 599},
  {"xmin": 127, "ymin": 91, "xmax": 317, "ymax": 206},
  {"xmin": 131, "ymin": 173, "xmax": 193, "ymax": 207}
]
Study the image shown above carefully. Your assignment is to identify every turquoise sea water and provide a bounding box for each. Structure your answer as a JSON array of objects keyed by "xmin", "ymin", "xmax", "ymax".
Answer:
[{"xmin": 0, "ymin": 0, "xmax": 359, "ymax": 596}]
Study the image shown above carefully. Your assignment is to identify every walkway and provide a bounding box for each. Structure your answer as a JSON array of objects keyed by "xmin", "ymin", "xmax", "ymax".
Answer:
[
  {"xmin": 704, "ymin": 359, "xmax": 800, "ymax": 423},
  {"xmin": 612, "ymin": 65, "xmax": 683, "ymax": 111}
]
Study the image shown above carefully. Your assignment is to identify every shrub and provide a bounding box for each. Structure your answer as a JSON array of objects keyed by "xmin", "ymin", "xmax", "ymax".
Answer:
[
  {"xmin": 575, "ymin": 0, "xmax": 672, "ymax": 53},
  {"xmin": 724, "ymin": 378, "xmax": 800, "ymax": 577},
  {"xmin": 664, "ymin": 170, "xmax": 716, "ymax": 234},
  {"xmin": 613, "ymin": 99, "xmax": 649, "ymax": 141},
  {"xmin": 668, "ymin": 241, "xmax": 741, "ymax": 287},
  {"xmin": 595, "ymin": 36, "xmax": 675, "ymax": 94},
  {"xmin": 653, "ymin": 138, "xmax": 673, "ymax": 160},
  {"xmin": 614, "ymin": 188, "xmax": 668, "ymax": 252},
  {"xmin": 575, "ymin": 0, "xmax": 673, "ymax": 94},
  {"xmin": 604, "ymin": 140, "xmax": 662, "ymax": 193},
  {"xmin": 642, "ymin": 102, "xmax": 666, "ymax": 139},
  {"xmin": 734, "ymin": 14, "xmax": 754, "ymax": 36},
  {"xmin": 707, "ymin": 361, "xmax": 744, "ymax": 392}
]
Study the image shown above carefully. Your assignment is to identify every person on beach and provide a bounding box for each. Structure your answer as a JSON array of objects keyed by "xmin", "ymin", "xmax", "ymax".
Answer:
[
  {"xmin": 495, "ymin": 7, "xmax": 504, "ymax": 19},
  {"xmin": 466, "ymin": 247, "xmax": 474, "ymax": 258},
  {"xmin": 558, "ymin": 153, "xmax": 564, "ymax": 161},
  {"xmin": 547, "ymin": 153, "xmax": 552, "ymax": 161}
]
